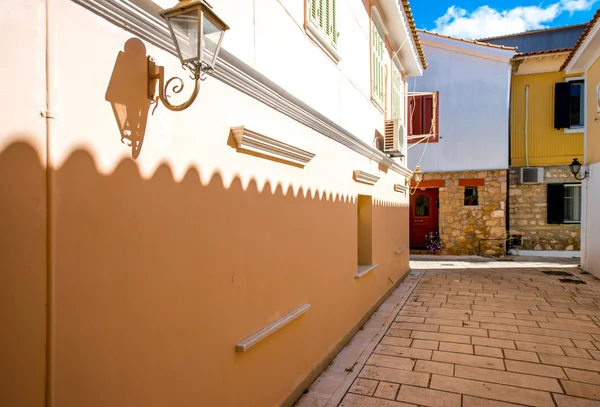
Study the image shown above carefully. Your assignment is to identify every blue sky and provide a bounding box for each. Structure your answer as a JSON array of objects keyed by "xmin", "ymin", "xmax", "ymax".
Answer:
[{"xmin": 410, "ymin": 0, "xmax": 598, "ymax": 39}]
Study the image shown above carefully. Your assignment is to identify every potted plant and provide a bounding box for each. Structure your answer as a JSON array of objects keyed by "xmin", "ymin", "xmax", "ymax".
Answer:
[{"xmin": 424, "ymin": 231, "xmax": 442, "ymax": 254}]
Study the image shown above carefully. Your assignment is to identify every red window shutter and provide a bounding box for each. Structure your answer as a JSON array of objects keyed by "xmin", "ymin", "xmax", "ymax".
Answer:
[
  {"xmin": 433, "ymin": 92, "xmax": 439, "ymax": 142},
  {"xmin": 422, "ymin": 95, "xmax": 433, "ymax": 136},
  {"xmin": 409, "ymin": 95, "xmax": 423, "ymax": 136}
]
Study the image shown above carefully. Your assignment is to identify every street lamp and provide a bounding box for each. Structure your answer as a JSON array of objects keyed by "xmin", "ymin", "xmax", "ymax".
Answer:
[
  {"xmin": 569, "ymin": 158, "xmax": 589, "ymax": 180},
  {"xmin": 412, "ymin": 165, "xmax": 423, "ymax": 184},
  {"xmin": 148, "ymin": 0, "xmax": 229, "ymax": 111}
]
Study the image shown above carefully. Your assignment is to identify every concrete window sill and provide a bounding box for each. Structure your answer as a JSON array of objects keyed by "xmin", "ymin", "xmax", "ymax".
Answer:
[{"xmin": 355, "ymin": 264, "xmax": 378, "ymax": 279}]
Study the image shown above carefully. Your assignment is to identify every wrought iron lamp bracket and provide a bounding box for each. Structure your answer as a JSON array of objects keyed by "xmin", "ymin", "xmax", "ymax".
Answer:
[{"xmin": 148, "ymin": 57, "xmax": 210, "ymax": 112}]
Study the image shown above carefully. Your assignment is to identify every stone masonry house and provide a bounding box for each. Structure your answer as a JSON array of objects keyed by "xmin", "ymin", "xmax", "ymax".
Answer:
[
  {"xmin": 485, "ymin": 25, "xmax": 587, "ymax": 254},
  {"xmin": 407, "ymin": 31, "xmax": 515, "ymax": 256}
]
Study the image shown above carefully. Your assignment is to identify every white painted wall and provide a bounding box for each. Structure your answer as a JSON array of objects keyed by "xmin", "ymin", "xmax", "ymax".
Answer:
[
  {"xmin": 407, "ymin": 43, "xmax": 512, "ymax": 172},
  {"xmin": 583, "ymin": 162, "xmax": 600, "ymax": 276},
  {"xmin": 149, "ymin": 0, "xmax": 416, "ymax": 148}
]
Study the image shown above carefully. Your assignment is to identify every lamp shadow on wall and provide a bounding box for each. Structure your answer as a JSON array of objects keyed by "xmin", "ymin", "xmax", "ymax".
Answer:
[{"xmin": 105, "ymin": 38, "xmax": 152, "ymax": 159}]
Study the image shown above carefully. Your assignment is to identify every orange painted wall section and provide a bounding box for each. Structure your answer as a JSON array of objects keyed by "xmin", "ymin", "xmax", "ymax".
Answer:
[
  {"xmin": 0, "ymin": 0, "xmax": 48, "ymax": 406},
  {"xmin": 0, "ymin": 0, "xmax": 412, "ymax": 406},
  {"xmin": 586, "ymin": 58, "xmax": 600, "ymax": 165},
  {"xmin": 511, "ymin": 71, "xmax": 584, "ymax": 167}
]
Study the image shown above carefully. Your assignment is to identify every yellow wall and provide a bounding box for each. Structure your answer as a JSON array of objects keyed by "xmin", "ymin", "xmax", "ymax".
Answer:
[
  {"xmin": 511, "ymin": 71, "xmax": 584, "ymax": 167},
  {"xmin": 587, "ymin": 58, "xmax": 600, "ymax": 164}
]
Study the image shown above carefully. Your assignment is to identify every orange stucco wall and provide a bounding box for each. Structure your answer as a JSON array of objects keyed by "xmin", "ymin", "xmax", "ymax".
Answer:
[
  {"xmin": 586, "ymin": 58, "xmax": 600, "ymax": 165},
  {"xmin": 0, "ymin": 1, "xmax": 411, "ymax": 406}
]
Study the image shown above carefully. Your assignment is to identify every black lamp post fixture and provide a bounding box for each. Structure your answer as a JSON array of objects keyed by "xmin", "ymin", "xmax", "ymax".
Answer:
[
  {"xmin": 148, "ymin": 0, "xmax": 229, "ymax": 111},
  {"xmin": 569, "ymin": 158, "xmax": 589, "ymax": 180}
]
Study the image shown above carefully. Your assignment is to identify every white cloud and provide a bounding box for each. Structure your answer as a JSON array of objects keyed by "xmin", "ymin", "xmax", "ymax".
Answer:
[
  {"xmin": 562, "ymin": 0, "xmax": 596, "ymax": 13},
  {"xmin": 432, "ymin": 0, "xmax": 596, "ymax": 39}
]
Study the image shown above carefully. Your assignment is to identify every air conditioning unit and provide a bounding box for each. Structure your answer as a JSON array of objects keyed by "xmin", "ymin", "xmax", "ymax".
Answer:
[
  {"xmin": 519, "ymin": 167, "xmax": 544, "ymax": 184},
  {"xmin": 384, "ymin": 119, "xmax": 404, "ymax": 157}
]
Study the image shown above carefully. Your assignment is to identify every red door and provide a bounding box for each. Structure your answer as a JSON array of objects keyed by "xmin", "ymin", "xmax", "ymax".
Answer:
[{"xmin": 410, "ymin": 188, "xmax": 439, "ymax": 249}]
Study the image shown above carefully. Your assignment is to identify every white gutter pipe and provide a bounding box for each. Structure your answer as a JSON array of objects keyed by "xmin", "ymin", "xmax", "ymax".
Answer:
[{"xmin": 525, "ymin": 85, "xmax": 529, "ymax": 167}]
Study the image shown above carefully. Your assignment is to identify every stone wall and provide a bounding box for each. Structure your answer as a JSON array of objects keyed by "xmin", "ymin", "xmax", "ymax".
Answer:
[
  {"xmin": 422, "ymin": 170, "xmax": 507, "ymax": 256},
  {"xmin": 509, "ymin": 166, "xmax": 580, "ymax": 251}
]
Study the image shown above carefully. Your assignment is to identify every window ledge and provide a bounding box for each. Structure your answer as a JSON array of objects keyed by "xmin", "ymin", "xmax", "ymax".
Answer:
[
  {"xmin": 355, "ymin": 264, "xmax": 378, "ymax": 279},
  {"xmin": 306, "ymin": 23, "xmax": 341, "ymax": 64},
  {"xmin": 371, "ymin": 97, "xmax": 385, "ymax": 114},
  {"xmin": 564, "ymin": 127, "xmax": 584, "ymax": 134},
  {"xmin": 464, "ymin": 205, "xmax": 481, "ymax": 208},
  {"xmin": 395, "ymin": 247, "xmax": 407, "ymax": 255}
]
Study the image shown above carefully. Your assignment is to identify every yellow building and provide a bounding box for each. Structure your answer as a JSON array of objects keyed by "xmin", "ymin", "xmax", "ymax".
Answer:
[
  {"xmin": 485, "ymin": 26, "xmax": 586, "ymax": 254},
  {"xmin": 563, "ymin": 9, "xmax": 600, "ymax": 276}
]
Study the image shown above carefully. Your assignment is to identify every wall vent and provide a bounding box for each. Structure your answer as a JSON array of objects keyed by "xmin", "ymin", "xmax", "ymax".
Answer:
[{"xmin": 519, "ymin": 167, "xmax": 544, "ymax": 184}]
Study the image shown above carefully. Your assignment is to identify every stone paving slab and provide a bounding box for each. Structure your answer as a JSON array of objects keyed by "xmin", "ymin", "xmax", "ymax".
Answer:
[{"xmin": 294, "ymin": 256, "xmax": 600, "ymax": 407}]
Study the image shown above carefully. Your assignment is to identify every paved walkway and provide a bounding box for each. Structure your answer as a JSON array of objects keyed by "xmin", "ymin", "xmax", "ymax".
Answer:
[{"xmin": 295, "ymin": 256, "xmax": 600, "ymax": 407}]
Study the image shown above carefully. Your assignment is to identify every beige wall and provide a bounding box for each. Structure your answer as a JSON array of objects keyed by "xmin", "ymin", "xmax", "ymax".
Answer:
[
  {"xmin": 0, "ymin": 0, "xmax": 48, "ymax": 406},
  {"xmin": 0, "ymin": 0, "xmax": 412, "ymax": 406},
  {"xmin": 586, "ymin": 58, "xmax": 600, "ymax": 164}
]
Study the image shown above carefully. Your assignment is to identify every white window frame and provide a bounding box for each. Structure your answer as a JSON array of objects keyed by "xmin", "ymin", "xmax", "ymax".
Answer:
[
  {"xmin": 563, "ymin": 183, "xmax": 582, "ymax": 223},
  {"xmin": 565, "ymin": 76, "xmax": 585, "ymax": 133},
  {"xmin": 306, "ymin": 0, "xmax": 341, "ymax": 62}
]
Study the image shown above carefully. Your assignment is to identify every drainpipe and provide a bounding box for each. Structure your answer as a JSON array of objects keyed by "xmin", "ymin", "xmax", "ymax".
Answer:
[
  {"xmin": 44, "ymin": 0, "xmax": 55, "ymax": 406},
  {"xmin": 525, "ymin": 85, "xmax": 529, "ymax": 168},
  {"xmin": 505, "ymin": 67, "xmax": 513, "ymax": 254}
]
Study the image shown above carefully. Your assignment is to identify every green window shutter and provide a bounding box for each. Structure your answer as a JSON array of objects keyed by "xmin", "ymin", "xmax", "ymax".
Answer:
[
  {"xmin": 310, "ymin": 0, "xmax": 336, "ymax": 49},
  {"xmin": 371, "ymin": 21, "xmax": 384, "ymax": 106},
  {"xmin": 309, "ymin": 0, "xmax": 319, "ymax": 26},
  {"xmin": 330, "ymin": 0, "xmax": 337, "ymax": 48}
]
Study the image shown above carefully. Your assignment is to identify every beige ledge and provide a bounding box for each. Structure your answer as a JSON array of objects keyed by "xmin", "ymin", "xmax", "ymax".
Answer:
[
  {"xmin": 355, "ymin": 264, "xmax": 378, "ymax": 279},
  {"xmin": 236, "ymin": 304, "xmax": 311, "ymax": 352},
  {"xmin": 353, "ymin": 170, "xmax": 380, "ymax": 185},
  {"xmin": 231, "ymin": 126, "xmax": 315, "ymax": 167},
  {"xmin": 394, "ymin": 184, "xmax": 408, "ymax": 193}
]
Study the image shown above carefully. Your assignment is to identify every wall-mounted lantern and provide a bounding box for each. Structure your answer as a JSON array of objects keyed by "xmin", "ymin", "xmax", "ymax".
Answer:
[
  {"xmin": 409, "ymin": 165, "xmax": 423, "ymax": 196},
  {"xmin": 412, "ymin": 165, "xmax": 423, "ymax": 184},
  {"xmin": 148, "ymin": 0, "xmax": 229, "ymax": 111},
  {"xmin": 569, "ymin": 158, "xmax": 589, "ymax": 180}
]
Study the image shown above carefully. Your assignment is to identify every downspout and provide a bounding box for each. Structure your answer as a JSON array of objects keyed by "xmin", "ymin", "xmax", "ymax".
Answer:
[
  {"xmin": 525, "ymin": 85, "xmax": 529, "ymax": 168},
  {"xmin": 44, "ymin": 0, "xmax": 55, "ymax": 406},
  {"xmin": 506, "ymin": 68, "xmax": 513, "ymax": 254}
]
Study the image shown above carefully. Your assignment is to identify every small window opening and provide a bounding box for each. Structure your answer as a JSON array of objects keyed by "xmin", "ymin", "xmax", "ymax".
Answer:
[
  {"xmin": 464, "ymin": 187, "xmax": 478, "ymax": 206},
  {"xmin": 357, "ymin": 195, "xmax": 373, "ymax": 266}
]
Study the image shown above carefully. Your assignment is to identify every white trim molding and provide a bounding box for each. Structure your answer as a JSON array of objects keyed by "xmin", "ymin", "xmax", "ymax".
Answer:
[
  {"xmin": 236, "ymin": 304, "xmax": 311, "ymax": 353},
  {"xmin": 419, "ymin": 31, "xmax": 516, "ymax": 63},
  {"xmin": 566, "ymin": 18, "xmax": 600, "ymax": 73},
  {"xmin": 394, "ymin": 184, "xmax": 408, "ymax": 193},
  {"xmin": 353, "ymin": 170, "xmax": 380, "ymax": 185},
  {"xmin": 230, "ymin": 126, "xmax": 315, "ymax": 167},
  {"xmin": 71, "ymin": 0, "xmax": 413, "ymax": 178}
]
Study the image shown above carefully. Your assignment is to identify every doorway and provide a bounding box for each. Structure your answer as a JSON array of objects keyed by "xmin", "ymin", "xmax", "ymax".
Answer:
[{"xmin": 410, "ymin": 188, "xmax": 439, "ymax": 249}]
